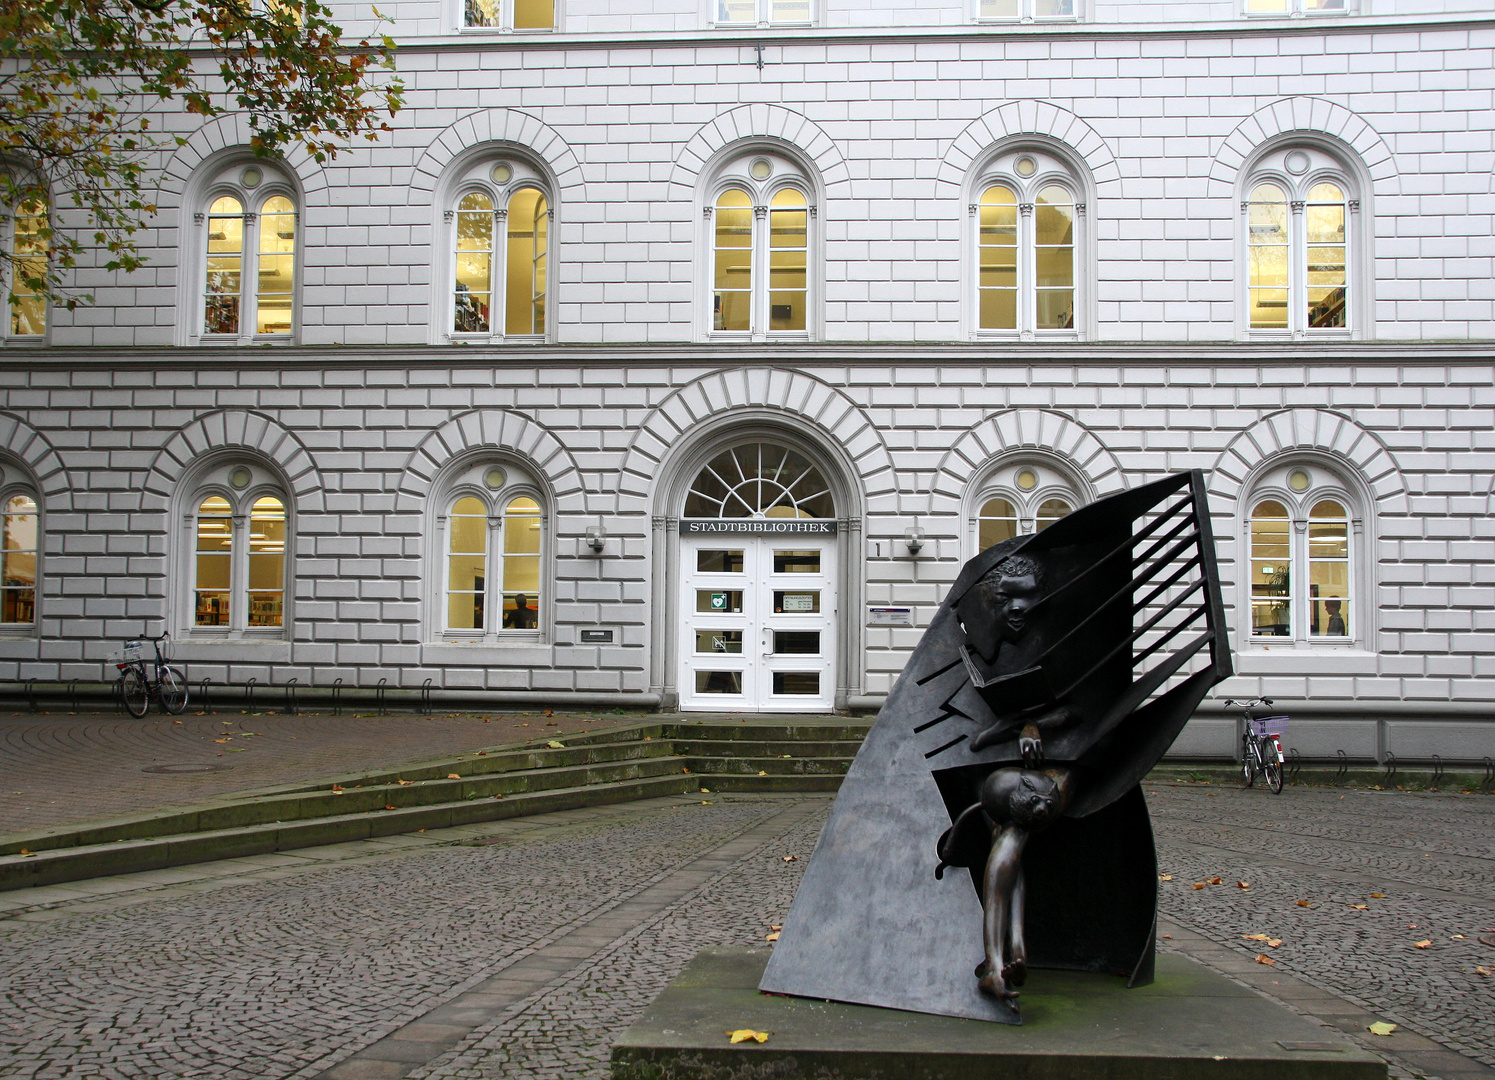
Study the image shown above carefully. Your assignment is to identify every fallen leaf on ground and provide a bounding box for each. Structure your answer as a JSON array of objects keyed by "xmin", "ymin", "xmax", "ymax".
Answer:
[
  {"xmin": 1370, "ymin": 893, "xmax": 1386, "ymax": 898},
  {"xmin": 1296, "ymin": 900, "xmax": 1314, "ymax": 908},
  {"xmin": 1237, "ymin": 881, "xmax": 1250, "ymax": 889},
  {"xmin": 758, "ymin": 771, "xmax": 767, "ymax": 777},
  {"xmin": 1208, "ymin": 877, "xmax": 1222, "ymax": 885},
  {"xmin": 1414, "ymin": 940, "xmax": 1432, "ymax": 949},
  {"xmin": 547, "ymin": 740, "xmax": 565, "ymax": 749},
  {"xmin": 1192, "ymin": 883, "xmax": 1206, "ymax": 890},
  {"xmin": 1451, "ymin": 934, "xmax": 1464, "ymax": 940},
  {"xmin": 1367, "ymin": 1022, "xmax": 1396, "ymax": 1037},
  {"xmin": 331, "ymin": 785, "xmax": 344, "ymax": 794},
  {"xmin": 770, "ymin": 924, "xmax": 782, "ymax": 931},
  {"xmin": 1255, "ymin": 954, "xmax": 1276, "ymax": 966},
  {"xmin": 19, "ymin": 849, "xmax": 35, "ymax": 857},
  {"xmin": 384, "ymin": 804, "xmax": 396, "ymax": 810},
  {"xmin": 682, "ymin": 767, "xmax": 691, "ymax": 774},
  {"xmin": 397, "ymin": 779, "xmax": 412, "ymax": 786},
  {"xmin": 476, "ymin": 751, "xmax": 488, "ymax": 756},
  {"xmin": 544, "ymin": 709, "xmax": 554, "ymax": 717},
  {"xmin": 447, "ymin": 773, "xmax": 461, "ymax": 779},
  {"xmin": 1349, "ymin": 904, "xmax": 1368, "ymax": 910},
  {"xmin": 214, "ymin": 738, "xmax": 231, "ymax": 744},
  {"xmin": 1160, "ymin": 934, "xmax": 1172, "ymax": 940},
  {"xmin": 727, "ymin": 1030, "xmax": 770, "ymax": 1044},
  {"xmin": 1159, "ymin": 874, "xmax": 1173, "ymax": 881},
  {"xmin": 1475, "ymin": 967, "xmax": 1491, "ymax": 977},
  {"xmin": 493, "ymin": 794, "xmax": 504, "ymax": 800},
  {"xmin": 700, "ymin": 788, "xmax": 712, "ymax": 793},
  {"xmin": 782, "ymin": 855, "xmax": 798, "ymax": 862},
  {"xmin": 765, "ymin": 931, "xmax": 780, "ymax": 941}
]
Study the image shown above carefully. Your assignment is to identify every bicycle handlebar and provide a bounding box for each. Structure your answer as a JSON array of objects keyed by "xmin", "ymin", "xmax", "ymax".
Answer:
[{"xmin": 1223, "ymin": 696, "xmax": 1274, "ymax": 708}]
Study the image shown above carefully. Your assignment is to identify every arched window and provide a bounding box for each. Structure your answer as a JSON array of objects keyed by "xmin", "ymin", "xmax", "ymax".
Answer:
[
  {"xmin": 1243, "ymin": 146, "xmax": 1357, "ymax": 336},
  {"xmin": 446, "ymin": 158, "xmax": 551, "ymax": 340},
  {"xmin": 435, "ymin": 460, "xmax": 546, "ymax": 638},
  {"xmin": 705, "ymin": 150, "xmax": 814, "ymax": 340},
  {"xmin": 4, "ymin": 197, "xmax": 47, "ymax": 339},
  {"xmin": 181, "ymin": 463, "xmax": 290, "ymax": 635},
  {"xmin": 971, "ymin": 461, "xmax": 1079, "ymax": 554},
  {"xmin": 1246, "ymin": 463, "xmax": 1359, "ymax": 644},
  {"xmin": 976, "ymin": 0, "xmax": 1076, "ymax": 20},
  {"xmin": 1, "ymin": 488, "xmax": 38, "ymax": 628},
  {"xmin": 196, "ymin": 161, "xmax": 298, "ymax": 342},
  {"xmin": 714, "ymin": 0, "xmax": 813, "ymax": 26},
  {"xmin": 974, "ymin": 148, "xmax": 1083, "ymax": 338}
]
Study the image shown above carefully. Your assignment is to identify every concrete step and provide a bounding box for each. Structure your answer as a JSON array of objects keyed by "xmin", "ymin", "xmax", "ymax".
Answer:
[
  {"xmin": 685, "ymin": 755, "xmax": 855, "ymax": 777},
  {"xmin": 0, "ymin": 773, "xmax": 701, "ymax": 892},
  {"xmin": 667, "ymin": 737, "xmax": 865, "ymax": 758},
  {"xmin": 660, "ymin": 721, "xmax": 873, "ymax": 742}
]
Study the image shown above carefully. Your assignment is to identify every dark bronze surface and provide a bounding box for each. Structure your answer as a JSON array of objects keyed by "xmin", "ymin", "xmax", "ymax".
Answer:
[{"xmin": 760, "ymin": 471, "xmax": 1232, "ymax": 1023}]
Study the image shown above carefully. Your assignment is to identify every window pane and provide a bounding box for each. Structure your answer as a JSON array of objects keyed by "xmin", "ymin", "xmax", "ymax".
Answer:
[
  {"xmin": 978, "ymin": 186, "xmax": 1018, "ymax": 331},
  {"xmin": 717, "ymin": 0, "xmax": 755, "ymax": 23},
  {"xmin": 10, "ymin": 201, "xmax": 47, "ymax": 336},
  {"xmin": 195, "ymin": 495, "xmax": 233, "ymax": 626},
  {"xmin": 1250, "ymin": 500, "xmax": 1291, "ymax": 636},
  {"xmin": 773, "ymin": 549, "xmax": 820, "ymax": 573},
  {"xmin": 1, "ymin": 495, "xmax": 37, "ymax": 624},
  {"xmin": 448, "ymin": 498, "xmax": 486, "ymax": 630},
  {"xmin": 1308, "ymin": 500, "xmax": 1349, "ymax": 637},
  {"xmin": 980, "ymin": 0, "xmax": 1019, "ymax": 15},
  {"xmin": 1246, "ymin": 0, "xmax": 1287, "ymax": 10},
  {"xmin": 772, "ymin": 671, "xmax": 820, "ymax": 695},
  {"xmin": 769, "ymin": 0, "xmax": 810, "ymax": 20},
  {"xmin": 513, "ymin": 0, "xmax": 553, "ymax": 28},
  {"xmin": 507, "ymin": 188, "xmax": 547, "ymax": 335},
  {"xmin": 1248, "ymin": 184, "xmax": 1289, "ymax": 331},
  {"xmin": 502, "ymin": 496, "xmax": 540, "ymax": 629},
  {"xmin": 503, "ymin": 496, "xmax": 541, "ymax": 555},
  {"xmin": 246, "ymin": 496, "xmax": 285, "ymax": 627},
  {"xmin": 696, "ymin": 670, "xmax": 744, "ymax": 694},
  {"xmin": 1305, "ymin": 189, "xmax": 1346, "ymax": 329},
  {"xmin": 978, "ymin": 496, "xmax": 1017, "ymax": 550},
  {"xmin": 697, "ymin": 630, "xmax": 743, "ymax": 654},
  {"xmin": 697, "ymin": 549, "xmax": 745, "ymax": 573},
  {"xmin": 1033, "ymin": 0, "xmax": 1074, "ymax": 14},
  {"xmin": 714, "ymin": 189, "xmax": 753, "ymax": 332},
  {"xmin": 256, "ymin": 196, "xmax": 295, "ymax": 335},
  {"xmin": 455, "ymin": 191, "xmax": 494, "ymax": 334},
  {"xmin": 1036, "ymin": 498, "xmax": 1072, "ymax": 531},
  {"xmin": 205, "ymin": 198, "xmax": 244, "ymax": 335},
  {"xmin": 465, "ymin": 0, "xmax": 499, "ymax": 26},
  {"xmin": 769, "ymin": 189, "xmax": 807, "ymax": 332}
]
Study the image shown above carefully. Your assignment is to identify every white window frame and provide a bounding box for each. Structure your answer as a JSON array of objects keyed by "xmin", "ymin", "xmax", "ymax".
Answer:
[
  {"xmin": 432, "ymin": 462, "xmax": 548, "ymax": 643},
  {"xmin": 2, "ymin": 198, "xmax": 48, "ymax": 343},
  {"xmin": 702, "ymin": 151, "xmax": 816, "ymax": 342},
  {"xmin": 1240, "ymin": 147, "xmax": 1359, "ymax": 340},
  {"xmin": 710, "ymin": 0, "xmax": 813, "ymax": 29},
  {"xmin": 0, "ymin": 482, "xmax": 40, "ymax": 634},
  {"xmin": 180, "ymin": 471, "xmax": 292, "ymax": 640},
  {"xmin": 970, "ymin": 147, "xmax": 1086, "ymax": 341},
  {"xmin": 973, "ymin": 0, "xmax": 1078, "ymax": 23},
  {"xmin": 445, "ymin": 169, "xmax": 552, "ymax": 344},
  {"xmin": 459, "ymin": 0, "xmax": 558, "ymax": 32},
  {"xmin": 1241, "ymin": 466, "xmax": 1363, "ymax": 652},
  {"xmin": 1244, "ymin": 0, "xmax": 1350, "ymax": 17},
  {"xmin": 967, "ymin": 460, "xmax": 1082, "ymax": 558},
  {"xmin": 193, "ymin": 164, "xmax": 299, "ymax": 346}
]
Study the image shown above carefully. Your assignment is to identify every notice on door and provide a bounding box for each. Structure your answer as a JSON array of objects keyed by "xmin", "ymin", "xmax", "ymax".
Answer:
[
  {"xmin": 868, "ymin": 606, "xmax": 913, "ymax": 626},
  {"xmin": 710, "ymin": 592, "xmax": 728, "ymax": 610},
  {"xmin": 780, "ymin": 593, "xmax": 816, "ymax": 613}
]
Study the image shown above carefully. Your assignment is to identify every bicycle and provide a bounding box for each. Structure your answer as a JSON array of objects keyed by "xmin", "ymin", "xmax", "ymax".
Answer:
[
  {"xmin": 1224, "ymin": 697, "xmax": 1288, "ymax": 794},
  {"xmin": 117, "ymin": 632, "xmax": 189, "ymax": 717}
]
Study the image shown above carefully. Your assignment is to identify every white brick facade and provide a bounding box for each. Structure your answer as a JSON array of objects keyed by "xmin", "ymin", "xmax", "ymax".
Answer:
[{"xmin": 3, "ymin": 3, "xmax": 1494, "ymax": 760}]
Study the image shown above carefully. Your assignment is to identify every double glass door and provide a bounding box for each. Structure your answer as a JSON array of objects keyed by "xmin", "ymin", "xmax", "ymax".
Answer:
[{"xmin": 678, "ymin": 535, "xmax": 835, "ymax": 712}]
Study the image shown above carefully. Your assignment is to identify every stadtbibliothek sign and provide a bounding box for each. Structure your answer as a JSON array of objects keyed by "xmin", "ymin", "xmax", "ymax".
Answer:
[{"xmin": 680, "ymin": 519, "xmax": 837, "ymax": 535}]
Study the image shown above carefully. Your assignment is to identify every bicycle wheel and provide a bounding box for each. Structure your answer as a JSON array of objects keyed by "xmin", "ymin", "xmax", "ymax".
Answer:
[
  {"xmin": 1241, "ymin": 733, "xmax": 1256, "ymax": 787},
  {"xmin": 121, "ymin": 667, "xmax": 149, "ymax": 717},
  {"xmin": 1264, "ymin": 744, "xmax": 1284, "ymax": 794},
  {"xmin": 159, "ymin": 666, "xmax": 189, "ymax": 715}
]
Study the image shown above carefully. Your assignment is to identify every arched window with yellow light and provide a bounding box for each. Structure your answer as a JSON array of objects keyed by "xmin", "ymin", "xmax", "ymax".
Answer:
[
  {"xmin": 435, "ymin": 458, "xmax": 548, "ymax": 639},
  {"xmin": 970, "ymin": 460, "xmax": 1082, "ymax": 556},
  {"xmin": 195, "ymin": 160, "xmax": 298, "ymax": 342},
  {"xmin": 184, "ymin": 464, "xmax": 290, "ymax": 636},
  {"xmin": 447, "ymin": 157, "xmax": 551, "ymax": 341},
  {"xmin": 0, "ymin": 482, "xmax": 39, "ymax": 629}
]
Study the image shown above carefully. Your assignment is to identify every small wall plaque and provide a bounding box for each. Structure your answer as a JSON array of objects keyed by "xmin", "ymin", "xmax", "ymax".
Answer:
[
  {"xmin": 579, "ymin": 629, "xmax": 614, "ymax": 644},
  {"xmin": 868, "ymin": 607, "xmax": 913, "ymax": 627}
]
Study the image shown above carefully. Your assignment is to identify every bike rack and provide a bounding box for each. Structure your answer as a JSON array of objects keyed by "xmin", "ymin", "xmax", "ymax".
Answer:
[
  {"xmin": 245, "ymin": 677, "xmax": 258, "ymax": 713},
  {"xmin": 113, "ymin": 675, "xmax": 126, "ymax": 715},
  {"xmin": 67, "ymin": 679, "xmax": 80, "ymax": 713},
  {"xmin": 1381, "ymin": 751, "xmax": 1397, "ymax": 787},
  {"xmin": 420, "ymin": 678, "xmax": 433, "ymax": 715},
  {"xmin": 25, "ymin": 678, "xmax": 37, "ymax": 712},
  {"xmin": 198, "ymin": 677, "xmax": 214, "ymax": 715},
  {"xmin": 1334, "ymin": 749, "xmax": 1348, "ymax": 785},
  {"xmin": 376, "ymin": 678, "xmax": 388, "ymax": 716},
  {"xmin": 332, "ymin": 677, "xmax": 344, "ymax": 717},
  {"xmin": 1482, "ymin": 757, "xmax": 1494, "ymax": 795},
  {"xmin": 1429, "ymin": 754, "xmax": 1444, "ymax": 791},
  {"xmin": 284, "ymin": 678, "xmax": 299, "ymax": 716},
  {"xmin": 1287, "ymin": 747, "xmax": 1302, "ymax": 784}
]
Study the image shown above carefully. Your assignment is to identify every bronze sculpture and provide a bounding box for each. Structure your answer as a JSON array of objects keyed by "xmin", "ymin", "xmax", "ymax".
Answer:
[{"xmin": 760, "ymin": 470, "xmax": 1232, "ymax": 1023}]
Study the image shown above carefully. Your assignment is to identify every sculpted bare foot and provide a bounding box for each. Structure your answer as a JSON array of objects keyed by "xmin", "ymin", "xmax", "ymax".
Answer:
[
  {"xmin": 977, "ymin": 971, "xmax": 1020, "ymax": 1000},
  {"xmin": 1002, "ymin": 958, "xmax": 1027, "ymax": 987},
  {"xmin": 974, "ymin": 958, "xmax": 990, "ymax": 979}
]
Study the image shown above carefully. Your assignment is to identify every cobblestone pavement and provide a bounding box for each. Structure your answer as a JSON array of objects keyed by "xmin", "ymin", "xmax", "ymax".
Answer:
[
  {"xmin": 0, "ymin": 783, "xmax": 1491, "ymax": 1080},
  {"xmin": 0, "ymin": 710, "xmax": 645, "ymax": 834}
]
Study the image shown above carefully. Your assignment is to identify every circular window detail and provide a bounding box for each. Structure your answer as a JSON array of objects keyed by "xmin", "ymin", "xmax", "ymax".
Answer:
[
  {"xmin": 1014, "ymin": 156, "xmax": 1037, "ymax": 177},
  {"xmin": 484, "ymin": 467, "xmax": 507, "ymax": 490},
  {"xmin": 1284, "ymin": 151, "xmax": 1311, "ymax": 176},
  {"xmin": 1288, "ymin": 469, "xmax": 1311, "ymax": 492},
  {"xmin": 750, "ymin": 158, "xmax": 774, "ymax": 181},
  {"xmin": 241, "ymin": 167, "xmax": 263, "ymax": 189},
  {"xmin": 491, "ymin": 162, "xmax": 513, "ymax": 184},
  {"xmin": 1015, "ymin": 468, "xmax": 1038, "ymax": 491},
  {"xmin": 229, "ymin": 467, "xmax": 253, "ymax": 489},
  {"xmin": 684, "ymin": 443, "xmax": 834, "ymax": 520}
]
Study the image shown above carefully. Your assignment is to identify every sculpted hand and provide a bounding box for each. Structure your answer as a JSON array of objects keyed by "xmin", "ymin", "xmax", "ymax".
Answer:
[{"xmin": 1020, "ymin": 734, "xmax": 1043, "ymax": 768}]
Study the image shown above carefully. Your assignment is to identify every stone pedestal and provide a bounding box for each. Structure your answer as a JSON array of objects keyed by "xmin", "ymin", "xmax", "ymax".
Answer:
[{"xmin": 612, "ymin": 947, "xmax": 1387, "ymax": 1080}]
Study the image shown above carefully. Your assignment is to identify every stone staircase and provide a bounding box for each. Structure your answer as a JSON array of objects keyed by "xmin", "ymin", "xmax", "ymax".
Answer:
[{"xmin": 0, "ymin": 718, "xmax": 870, "ymax": 892}]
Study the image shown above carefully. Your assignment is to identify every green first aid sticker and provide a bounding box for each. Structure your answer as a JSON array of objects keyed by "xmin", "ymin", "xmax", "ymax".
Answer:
[{"xmin": 710, "ymin": 592, "xmax": 727, "ymax": 610}]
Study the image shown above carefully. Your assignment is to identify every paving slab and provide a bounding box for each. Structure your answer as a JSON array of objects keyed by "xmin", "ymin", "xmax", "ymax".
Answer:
[{"xmin": 612, "ymin": 947, "xmax": 1385, "ymax": 1080}]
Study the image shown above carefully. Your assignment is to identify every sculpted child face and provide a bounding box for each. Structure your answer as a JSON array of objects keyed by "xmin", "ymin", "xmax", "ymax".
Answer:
[
  {"xmin": 992, "ymin": 572, "xmax": 1040, "ymax": 642},
  {"xmin": 1008, "ymin": 772, "xmax": 1059, "ymax": 829}
]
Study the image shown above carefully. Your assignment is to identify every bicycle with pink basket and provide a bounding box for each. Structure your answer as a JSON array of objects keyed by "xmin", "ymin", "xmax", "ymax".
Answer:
[{"xmin": 1225, "ymin": 696, "xmax": 1288, "ymax": 794}]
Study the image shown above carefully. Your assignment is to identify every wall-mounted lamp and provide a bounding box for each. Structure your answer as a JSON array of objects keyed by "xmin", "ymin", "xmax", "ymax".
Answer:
[
  {"xmin": 903, "ymin": 525, "xmax": 926, "ymax": 556},
  {"xmin": 585, "ymin": 523, "xmax": 608, "ymax": 554}
]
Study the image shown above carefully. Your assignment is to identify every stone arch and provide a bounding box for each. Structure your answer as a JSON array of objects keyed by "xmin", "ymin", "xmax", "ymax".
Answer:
[
  {"xmin": 936, "ymin": 103, "xmax": 1121, "ymax": 195},
  {"xmin": 397, "ymin": 410, "xmax": 586, "ymax": 514},
  {"xmin": 617, "ymin": 368, "xmax": 895, "ymax": 516},
  {"xmin": 157, "ymin": 115, "xmax": 329, "ymax": 214},
  {"xmin": 0, "ymin": 412, "xmax": 69, "ymax": 509},
  {"xmin": 409, "ymin": 110, "xmax": 586, "ymax": 203},
  {"xmin": 669, "ymin": 106, "xmax": 850, "ymax": 196},
  {"xmin": 144, "ymin": 410, "xmax": 323, "ymax": 513},
  {"xmin": 1209, "ymin": 408, "xmax": 1407, "ymax": 515},
  {"xmin": 928, "ymin": 409, "xmax": 1125, "ymax": 518},
  {"xmin": 1208, "ymin": 98, "xmax": 1398, "ymax": 197}
]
